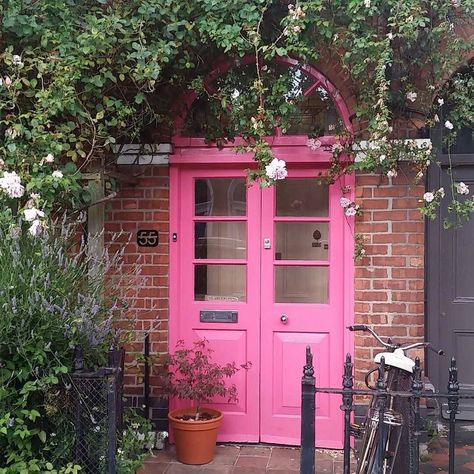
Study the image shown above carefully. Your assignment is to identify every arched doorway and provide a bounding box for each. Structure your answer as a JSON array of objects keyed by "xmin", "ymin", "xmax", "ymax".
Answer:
[{"xmin": 169, "ymin": 57, "xmax": 354, "ymax": 447}]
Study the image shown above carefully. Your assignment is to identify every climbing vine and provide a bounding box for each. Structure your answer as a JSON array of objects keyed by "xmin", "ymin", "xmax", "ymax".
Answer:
[{"xmin": 0, "ymin": 0, "xmax": 473, "ymax": 236}]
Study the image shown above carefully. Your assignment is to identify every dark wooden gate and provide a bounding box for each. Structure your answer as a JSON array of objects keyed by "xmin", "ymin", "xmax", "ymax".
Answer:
[{"xmin": 427, "ymin": 123, "xmax": 474, "ymax": 420}]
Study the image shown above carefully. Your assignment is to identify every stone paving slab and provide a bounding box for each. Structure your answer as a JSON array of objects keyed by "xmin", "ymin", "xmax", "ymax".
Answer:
[
  {"xmin": 419, "ymin": 438, "xmax": 474, "ymax": 474},
  {"xmin": 139, "ymin": 445, "xmax": 354, "ymax": 474},
  {"xmin": 140, "ymin": 437, "xmax": 474, "ymax": 473}
]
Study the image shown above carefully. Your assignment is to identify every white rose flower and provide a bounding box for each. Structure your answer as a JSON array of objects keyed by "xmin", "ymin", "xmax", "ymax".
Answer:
[
  {"xmin": 4, "ymin": 76, "xmax": 12, "ymax": 86},
  {"xmin": 44, "ymin": 153, "xmax": 54, "ymax": 164},
  {"xmin": 379, "ymin": 154, "xmax": 386, "ymax": 163},
  {"xmin": 340, "ymin": 197, "xmax": 352, "ymax": 208},
  {"xmin": 387, "ymin": 169, "xmax": 398, "ymax": 178},
  {"xmin": 438, "ymin": 187, "xmax": 445, "ymax": 198},
  {"xmin": 307, "ymin": 138, "xmax": 322, "ymax": 150},
  {"xmin": 345, "ymin": 206, "xmax": 357, "ymax": 217},
  {"xmin": 28, "ymin": 219, "xmax": 43, "ymax": 237},
  {"xmin": 364, "ymin": 0, "xmax": 371, "ymax": 7},
  {"xmin": 387, "ymin": 32, "xmax": 394, "ymax": 40},
  {"xmin": 445, "ymin": 120, "xmax": 454, "ymax": 130},
  {"xmin": 265, "ymin": 158, "xmax": 288, "ymax": 181},
  {"xmin": 423, "ymin": 192, "xmax": 435, "ymax": 203},
  {"xmin": 12, "ymin": 55, "xmax": 22, "ymax": 66},
  {"xmin": 5, "ymin": 127, "xmax": 19, "ymax": 139},
  {"xmin": 455, "ymin": 182, "xmax": 469, "ymax": 195},
  {"xmin": 406, "ymin": 92, "xmax": 418, "ymax": 102},
  {"xmin": 437, "ymin": 98, "xmax": 444, "ymax": 106},
  {"xmin": 23, "ymin": 207, "xmax": 45, "ymax": 222},
  {"xmin": 52, "ymin": 170, "xmax": 63, "ymax": 179},
  {"xmin": 0, "ymin": 171, "xmax": 24, "ymax": 198}
]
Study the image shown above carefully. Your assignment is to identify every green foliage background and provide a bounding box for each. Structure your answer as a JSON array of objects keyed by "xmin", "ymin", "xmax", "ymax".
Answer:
[{"xmin": 0, "ymin": 0, "xmax": 473, "ymax": 215}]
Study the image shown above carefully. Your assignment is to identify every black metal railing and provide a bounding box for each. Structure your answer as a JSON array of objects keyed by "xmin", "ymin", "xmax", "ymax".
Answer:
[
  {"xmin": 300, "ymin": 347, "xmax": 474, "ymax": 474},
  {"xmin": 71, "ymin": 347, "xmax": 124, "ymax": 474}
]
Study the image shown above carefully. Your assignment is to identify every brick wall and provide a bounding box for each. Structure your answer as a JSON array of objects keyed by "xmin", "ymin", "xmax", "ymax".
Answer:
[
  {"xmin": 105, "ymin": 165, "xmax": 170, "ymax": 413},
  {"xmin": 354, "ymin": 166, "xmax": 425, "ymax": 385},
  {"xmin": 104, "ymin": 162, "xmax": 426, "ymax": 421}
]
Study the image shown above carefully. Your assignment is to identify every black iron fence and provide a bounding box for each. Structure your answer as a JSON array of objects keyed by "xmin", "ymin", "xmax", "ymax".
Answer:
[
  {"xmin": 71, "ymin": 347, "xmax": 124, "ymax": 474},
  {"xmin": 300, "ymin": 346, "xmax": 474, "ymax": 474}
]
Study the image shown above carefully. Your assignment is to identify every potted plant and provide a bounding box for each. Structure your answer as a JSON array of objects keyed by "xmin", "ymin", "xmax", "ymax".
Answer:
[{"xmin": 164, "ymin": 338, "xmax": 249, "ymax": 465}]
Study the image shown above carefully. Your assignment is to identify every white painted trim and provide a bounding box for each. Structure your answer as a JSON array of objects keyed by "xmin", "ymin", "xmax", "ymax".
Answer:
[
  {"xmin": 353, "ymin": 138, "xmax": 432, "ymax": 162},
  {"xmin": 112, "ymin": 143, "xmax": 171, "ymax": 165}
]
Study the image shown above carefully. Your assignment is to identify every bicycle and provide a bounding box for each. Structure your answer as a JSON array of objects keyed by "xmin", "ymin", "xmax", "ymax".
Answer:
[{"xmin": 348, "ymin": 325, "xmax": 444, "ymax": 474}]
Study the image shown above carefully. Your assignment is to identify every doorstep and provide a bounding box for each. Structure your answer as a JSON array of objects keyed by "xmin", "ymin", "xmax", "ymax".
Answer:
[{"xmin": 138, "ymin": 444, "xmax": 354, "ymax": 473}]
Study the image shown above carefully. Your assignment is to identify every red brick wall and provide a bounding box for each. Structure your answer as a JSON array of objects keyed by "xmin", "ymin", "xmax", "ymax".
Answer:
[
  {"xmin": 105, "ymin": 164, "xmax": 426, "ymax": 404},
  {"xmin": 354, "ymin": 167, "xmax": 425, "ymax": 384},
  {"xmin": 105, "ymin": 165, "xmax": 170, "ymax": 401}
]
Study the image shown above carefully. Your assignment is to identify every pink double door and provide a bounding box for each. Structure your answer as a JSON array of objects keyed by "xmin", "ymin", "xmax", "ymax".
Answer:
[{"xmin": 170, "ymin": 165, "xmax": 349, "ymax": 448}]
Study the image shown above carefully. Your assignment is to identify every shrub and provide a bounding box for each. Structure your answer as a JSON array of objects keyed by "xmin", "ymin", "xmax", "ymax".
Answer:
[
  {"xmin": 116, "ymin": 410, "xmax": 155, "ymax": 474},
  {"xmin": 163, "ymin": 339, "xmax": 250, "ymax": 420},
  {"xmin": 0, "ymin": 221, "xmax": 133, "ymax": 472}
]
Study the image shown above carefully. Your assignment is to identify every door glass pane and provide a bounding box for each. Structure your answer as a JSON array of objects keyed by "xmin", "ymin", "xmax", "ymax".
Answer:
[
  {"xmin": 195, "ymin": 222, "xmax": 247, "ymax": 259},
  {"xmin": 275, "ymin": 223, "xmax": 328, "ymax": 260},
  {"xmin": 195, "ymin": 264, "xmax": 246, "ymax": 301},
  {"xmin": 195, "ymin": 178, "xmax": 246, "ymax": 216},
  {"xmin": 283, "ymin": 87, "xmax": 340, "ymax": 136},
  {"xmin": 276, "ymin": 179, "xmax": 328, "ymax": 217},
  {"xmin": 275, "ymin": 266, "xmax": 328, "ymax": 303}
]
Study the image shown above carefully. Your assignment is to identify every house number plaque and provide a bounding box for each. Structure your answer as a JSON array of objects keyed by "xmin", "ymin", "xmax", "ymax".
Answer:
[
  {"xmin": 137, "ymin": 230, "xmax": 159, "ymax": 247},
  {"xmin": 200, "ymin": 310, "xmax": 238, "ymax": 323}
]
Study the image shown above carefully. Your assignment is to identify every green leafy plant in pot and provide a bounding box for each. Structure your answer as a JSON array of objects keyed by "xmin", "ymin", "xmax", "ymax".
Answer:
[{"xmin": 164, "ymin": 339, "xmax": 249, "ymax": 465}]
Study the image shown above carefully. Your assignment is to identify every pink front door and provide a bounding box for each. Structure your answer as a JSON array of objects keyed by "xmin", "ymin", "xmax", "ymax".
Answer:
[
  {"xmin": 170, "ymin": 164, "xmax": 352, "ymax": 447},
  {"xmin": 260, "ymin": 169, "xmax": 345, "ymax": 447}
]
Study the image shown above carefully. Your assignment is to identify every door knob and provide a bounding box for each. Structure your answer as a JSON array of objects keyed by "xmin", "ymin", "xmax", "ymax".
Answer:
[{"xmin": 280, "ymin": 314, "xmax": 289, "ymax": 324}]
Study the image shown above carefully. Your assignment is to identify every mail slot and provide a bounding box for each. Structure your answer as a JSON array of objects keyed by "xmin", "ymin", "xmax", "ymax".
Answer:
[{"xmin": 200, "ymin": 310, "xmax": 238, "ymax": 323}]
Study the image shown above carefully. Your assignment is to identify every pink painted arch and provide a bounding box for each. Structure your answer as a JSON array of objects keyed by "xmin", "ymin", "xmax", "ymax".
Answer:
[{"xmin": 172, "ymin": 55, "xmax": 353, "ymax": 149}]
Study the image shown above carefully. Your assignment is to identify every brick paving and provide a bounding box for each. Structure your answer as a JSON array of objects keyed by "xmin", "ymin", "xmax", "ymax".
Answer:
[
  {"xmin": 419, "ymin": 438, "xmax": 474, "ymax": 474},
  {"xmin": 139, "ymin": 445, "xmax": 353, "ymax": 473},
  {"xmin": 139, "ymin": 438, "xmax": 474, "ymax": 473}
]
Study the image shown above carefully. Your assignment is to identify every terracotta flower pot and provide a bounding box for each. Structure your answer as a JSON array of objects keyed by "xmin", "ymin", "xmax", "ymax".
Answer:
[{"xmin": 168, "ymin": 407, "xmax": 223, "ymax": 465}]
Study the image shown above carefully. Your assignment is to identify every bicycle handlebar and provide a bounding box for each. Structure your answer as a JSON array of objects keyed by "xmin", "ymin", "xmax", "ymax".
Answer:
[
  {"xmin": 427, "ymin": 344, "xmax": 445, "ymax": 356},
  {"xmin": 347, "ymin": 325, "xmax": 444, "ymax": 355}
]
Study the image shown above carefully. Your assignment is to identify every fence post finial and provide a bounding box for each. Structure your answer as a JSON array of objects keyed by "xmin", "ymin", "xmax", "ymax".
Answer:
[
  {"xmin": 73, "ymin": 345, "xmax": 85, "ymax": 372},
  {"xmin": 304, "ymin": 345, "xmax": 314, "ymax": 377}
]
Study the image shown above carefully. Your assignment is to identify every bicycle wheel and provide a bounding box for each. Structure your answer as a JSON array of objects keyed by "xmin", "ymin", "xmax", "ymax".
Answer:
[
  {"xmin": 356, "ymin": 367, "xmax": 412, "ymax": 474},
  {"xmin": 387, "ymin": 367, "xmax": 412, "ymax": 474}
]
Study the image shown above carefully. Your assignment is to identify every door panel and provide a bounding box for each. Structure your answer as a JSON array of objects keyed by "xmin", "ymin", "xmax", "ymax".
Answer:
[
  {"xmin": 427, "ymin": 163, "xmax": 474, "ymax": 419},
  {"xmin": 173, "ymin": 169, "xmax": 260, "ymax": 441},
  {"xmin": 272, "ymin": 332, "xmax": 330, "ymax": 416},
  {"xmin": 193, "ymin": 329, "xmax": 248, "ymax": 413},
  {"xmin": 260, "ymin": 171, "xmax": 344, "ymax": 447}
]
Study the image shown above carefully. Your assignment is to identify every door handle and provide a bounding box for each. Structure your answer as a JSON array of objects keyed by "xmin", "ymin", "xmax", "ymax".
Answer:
[{"xmin": 280, "ymin": 314, "xmax": 289, "ymax": 324}]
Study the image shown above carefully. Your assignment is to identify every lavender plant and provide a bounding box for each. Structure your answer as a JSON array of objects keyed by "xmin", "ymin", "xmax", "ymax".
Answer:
[{"xmin": 0, "ymin": 220, "xmax": 138, "ymax": 472}]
